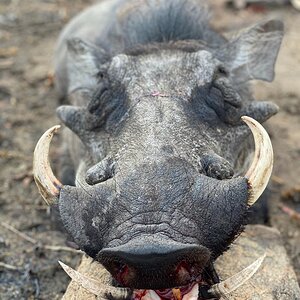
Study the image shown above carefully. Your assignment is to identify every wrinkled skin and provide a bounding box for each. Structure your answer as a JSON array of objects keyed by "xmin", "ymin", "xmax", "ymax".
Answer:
[{"xmin": 53, "ymin": 0, "xmax": 283, "ymax": 296}]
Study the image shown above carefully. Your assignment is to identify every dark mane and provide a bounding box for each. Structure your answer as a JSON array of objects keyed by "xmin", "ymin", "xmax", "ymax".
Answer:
[
  {"xmin": 118, "ymin": 0, "xmax": 225, "ymax": 52},
  {"xmin": 124, "ymin": 40, "xmax": 208, "ymax": 56}
]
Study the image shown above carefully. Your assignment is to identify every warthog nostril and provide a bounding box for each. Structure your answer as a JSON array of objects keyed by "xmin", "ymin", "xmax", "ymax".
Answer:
[
  {"xmin": 109, "ymin": 261, "xmax": 136, "ymax": 287},
  {"xmin": 115, "ymin": 264, "xmax": 131, "ymax": 286},
  {"xmin": 175, "ymin": 260, "xmax": 196, "ymax": 282}
]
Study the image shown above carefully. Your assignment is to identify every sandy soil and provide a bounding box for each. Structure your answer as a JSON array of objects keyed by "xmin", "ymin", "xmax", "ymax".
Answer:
[{"xmin": 0, "ymin": 0, "xmax": 299, "ymax": 299}]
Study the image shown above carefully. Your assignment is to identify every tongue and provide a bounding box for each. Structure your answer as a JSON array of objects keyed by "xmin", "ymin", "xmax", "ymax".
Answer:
[{"xmin": 133, "ymin": 284, "xmax": 199, "ymax": 300}]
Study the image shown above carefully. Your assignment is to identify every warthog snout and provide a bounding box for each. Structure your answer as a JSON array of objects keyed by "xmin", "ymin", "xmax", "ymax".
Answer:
[{"xmin": 98, "ymin": 240, "xmax": 210, "ymax": 290}]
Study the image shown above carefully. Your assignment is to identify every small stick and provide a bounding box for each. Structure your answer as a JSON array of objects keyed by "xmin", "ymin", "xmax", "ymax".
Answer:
[
  {"xmin": 0, "ymin": 59, "xmax": 14, "ymax": 69},
  {"xmin": 279, "ymin": 205, "xmax": 300, "ymax": 222},
  {"xmin": 1, "ymin": 221, "xmax": 37, "ymax": 244},
  {"xmin": 43, "ymin": 245, "xmax": 82, "ymax": 254},
  {"xmin": 0, "ymin": 150, "xmax": 26, "ymax": 160},
  {"xmin": 0, "ymin": 222, "xmax": 82, "ymax": 254},
  {"xmin": 0, "ymin": 47, "xmax": 18, "ymax": 58},
  {"xmin": 0, "ymin": 262, "xmax": 19, "ymax": 271},
  {"xmin": 271, "ymin": 175, "xmax": 285, "ymax": 185}
]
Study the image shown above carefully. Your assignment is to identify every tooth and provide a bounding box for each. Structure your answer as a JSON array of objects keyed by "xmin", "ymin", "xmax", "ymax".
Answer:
[
  {"xmin": 242, "ymin": 116, "xmax": 274, "ymax": 206},
  {"xmin": 182, "ymin": 284, "xmax": 199, "ymax": 300},
  {"xmin": 33, "ymin": 125, "xmax": 62, "ymax": 205},
  {"xmin": 59, "ymin": 261, "xmax": 130, "ymax": 299},
  {"xmin": 208, "ymin": 254, "xmax": 266, "ymax": 297},
  {"xmin": 138, "ymin": 290, "xmax": 161, "ymax": 300}
]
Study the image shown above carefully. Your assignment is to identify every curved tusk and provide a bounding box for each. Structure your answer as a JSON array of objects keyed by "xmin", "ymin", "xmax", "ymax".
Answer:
[
  {"xmin": 242, "ymin": 116, "xmax": 274, "ymax": 206},
  {"xmin": 59, "ymin": 261, "xmax": 131, "ymax": 299},
  {"xmin": 208, "ymin": 254, "xmax": 266, "ymax": 298},
  {"xmin": 291, "ymin": 0, "xmax": 300, "ymax": 11},
  {"xmin": 33, "ymin": 125, "xmax": 62, "ymax": 205}
]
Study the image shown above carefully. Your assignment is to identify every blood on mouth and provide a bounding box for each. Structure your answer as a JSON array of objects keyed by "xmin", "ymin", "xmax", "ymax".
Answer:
[
  {"xmin": 116, "ymin": 261, "xmax": 211, "ymax": 300},
  {"xmin": 116, "ymin": 264, "xmax": 130, "ymax": 286}
]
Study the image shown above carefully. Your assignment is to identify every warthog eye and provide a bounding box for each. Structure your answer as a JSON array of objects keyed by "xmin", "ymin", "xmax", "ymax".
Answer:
[
  {"xmin": 88, "ymin": 82, "xmax": 110, "ymax": 114},
  {"xmin": 205, "ymin": 76, "xmax": 242, "ymax": 124},
  {"xmin": 213, "ymin": 65, "xmax": 229, "ymax": 79}
]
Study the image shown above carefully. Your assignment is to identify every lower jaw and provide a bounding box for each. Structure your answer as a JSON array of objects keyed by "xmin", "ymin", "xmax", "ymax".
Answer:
[{"xmin": 133, "ymin": 283, "xmax": 217, "ymax": 300}]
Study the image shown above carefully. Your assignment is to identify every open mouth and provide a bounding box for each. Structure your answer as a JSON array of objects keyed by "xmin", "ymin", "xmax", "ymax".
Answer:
[
  {"xmin": 59, "ymin": 254, "xmax": 265, "ymax": 300},
  {"xmin": 133, "ymin": 281, "xmax": 216, "ymax": 300},
  {"xmin": 129, "ymin": 264, "xmax": 218, "ymax": 300}
]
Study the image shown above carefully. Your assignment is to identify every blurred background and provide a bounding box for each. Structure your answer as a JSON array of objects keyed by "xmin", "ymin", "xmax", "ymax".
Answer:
[{"xmin": 0, "ymin": 0, "xmax": 299, "ymax": 298}]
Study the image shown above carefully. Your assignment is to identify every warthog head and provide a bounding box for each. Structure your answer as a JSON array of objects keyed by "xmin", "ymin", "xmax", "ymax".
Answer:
[{"xmin": 33, "ymin": 0, "xmax": 283, "ymax": 298}]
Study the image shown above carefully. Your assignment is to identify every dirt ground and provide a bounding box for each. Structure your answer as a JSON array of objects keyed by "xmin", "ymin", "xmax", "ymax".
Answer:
[{"xmin": 0, "ymin": 0, "xmax": 299, "ymax": 299}]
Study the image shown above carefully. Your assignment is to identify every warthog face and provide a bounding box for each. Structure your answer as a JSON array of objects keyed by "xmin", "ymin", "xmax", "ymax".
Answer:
[{"xmin": 33, "ymin": 0, "xmax": 283, "ymax": 298}]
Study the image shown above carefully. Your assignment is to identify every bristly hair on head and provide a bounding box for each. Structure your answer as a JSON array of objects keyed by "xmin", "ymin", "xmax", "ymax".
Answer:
[{"xmin": 117, "ymin": 0, "xmax": 225, "ymax": 50}]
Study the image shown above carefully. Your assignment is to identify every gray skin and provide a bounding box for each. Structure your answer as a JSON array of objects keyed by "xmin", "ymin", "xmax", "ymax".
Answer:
[{"xmin": 53, "ymin": 0, "xmax": 283, "ymax": 294}]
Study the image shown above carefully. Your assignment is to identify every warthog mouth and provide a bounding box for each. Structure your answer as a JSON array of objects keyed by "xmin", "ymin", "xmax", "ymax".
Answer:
[
  {"xmin": 132, "ymin": 280, "xmax": 214, "ymax": 300},
  {"xmin": 59, "ymin": 254, "xmax": 265, "ymax": 300},
  {"xmin": 121, "ymin": 260, "xmax": 218, "ymax": 300}
]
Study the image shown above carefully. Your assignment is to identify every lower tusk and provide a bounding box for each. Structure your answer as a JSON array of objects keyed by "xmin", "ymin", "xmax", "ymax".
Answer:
[
  {"xmin": 59, "ymin": 261, "xmax": 131, "ymax": 299},
  {"xmin": 208, "ymin": 254, "xmax": 266, "ymax": 298},
  {"xmin": 242, "ymin": 116, "xmax": 274, "ymax": 206},
  {"xmin": 33, "ymin": 125, "xmax": 62, "ymax": 205}
]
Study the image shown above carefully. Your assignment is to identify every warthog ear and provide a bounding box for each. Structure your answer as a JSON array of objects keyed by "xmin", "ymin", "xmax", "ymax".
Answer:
[
  {"xmin": 218, "ymin": 20, "xmax": 284, "ymax": 83},
  {"xmin": 66, "ymin": 38, "xmax": 109, "ymax": 94}
]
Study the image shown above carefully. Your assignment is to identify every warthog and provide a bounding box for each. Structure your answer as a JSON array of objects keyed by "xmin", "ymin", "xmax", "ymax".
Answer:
[{"xmin": 33, "ymin": 0, "xmax": 283, "ymax": 299}]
